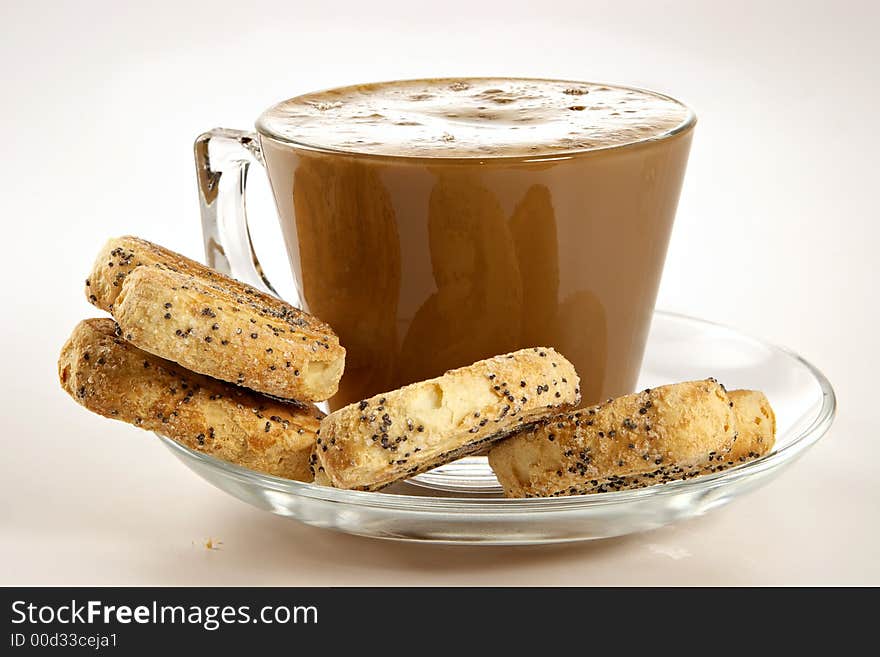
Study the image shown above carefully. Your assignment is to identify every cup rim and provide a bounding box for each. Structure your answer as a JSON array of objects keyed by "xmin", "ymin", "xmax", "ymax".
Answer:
[{"xmin": 254, "ymin": 77, "xmax": 697, "ymax": 163}]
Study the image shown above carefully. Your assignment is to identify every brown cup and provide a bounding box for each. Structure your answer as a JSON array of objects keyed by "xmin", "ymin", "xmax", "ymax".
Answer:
[{"xmin": 195, "ymin": 78, "xmax": 695, "ymax": 410}]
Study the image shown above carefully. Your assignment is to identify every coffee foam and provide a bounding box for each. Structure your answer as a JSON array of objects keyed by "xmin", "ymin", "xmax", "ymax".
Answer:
[{"xmin": 257, "ymin": 78, "xmax": 691, "ymax": 158}]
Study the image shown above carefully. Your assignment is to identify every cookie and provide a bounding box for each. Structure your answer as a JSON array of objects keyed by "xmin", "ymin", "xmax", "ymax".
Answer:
[
  {"xmin": 317, "ymin": 347, "xmax": 580, "ymax": 490},
  {"xmin": 488, "ymin": 379, "xmax": 738, "ymax": 497},
  {"xmin": 58, "ymin": 318, "xmax": 323, "ymax": 480},
  {"xmin": 87, "ymin": 236, "xmax": 345, "ymax": 401}
]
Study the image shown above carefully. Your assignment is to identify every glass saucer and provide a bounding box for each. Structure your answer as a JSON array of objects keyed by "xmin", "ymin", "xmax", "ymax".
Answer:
[{"xmin": 157, "ymin": 311, "xmax": 836, "ymax": 545}]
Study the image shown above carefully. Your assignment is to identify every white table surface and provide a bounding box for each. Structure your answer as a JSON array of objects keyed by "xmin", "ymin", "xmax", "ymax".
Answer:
[{"xmin": 1, "ymin": 0, "xmax": 877, "ymax": 585}]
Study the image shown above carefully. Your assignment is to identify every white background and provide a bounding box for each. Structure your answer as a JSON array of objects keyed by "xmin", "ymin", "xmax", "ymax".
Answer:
[{"xmin": 1, "ymin": 0, "xmax": 877, "ymax": 584}]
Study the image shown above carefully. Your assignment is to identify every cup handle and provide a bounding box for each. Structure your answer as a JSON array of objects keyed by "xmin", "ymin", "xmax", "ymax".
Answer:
[{"xmin": 193, "ymin": 128, "xmax": 278, "ymax": 296}]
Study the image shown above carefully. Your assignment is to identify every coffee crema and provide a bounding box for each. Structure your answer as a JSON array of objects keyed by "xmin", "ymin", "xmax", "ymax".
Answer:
[{"xmin": 257, "ymin": 78, "xmax": 691, "ymax": 157}]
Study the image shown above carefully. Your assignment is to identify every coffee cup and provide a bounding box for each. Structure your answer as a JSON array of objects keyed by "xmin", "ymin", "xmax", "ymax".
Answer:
[{"xmin": 194, "ymin": 78, "xmax": 695, "ymax": 409}]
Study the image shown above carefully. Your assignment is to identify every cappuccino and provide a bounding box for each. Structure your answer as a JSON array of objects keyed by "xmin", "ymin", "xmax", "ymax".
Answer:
[{"xmin": 258, "ymin": 78, "xmax": 694, "ymax": 409}]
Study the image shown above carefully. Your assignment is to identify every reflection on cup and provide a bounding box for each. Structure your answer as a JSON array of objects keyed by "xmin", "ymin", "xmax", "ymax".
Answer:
[
  {"xmin": 399, "ymin": 173, "xmax": 523, "ymax": 384},
  {"xmin": 509, "ymin": 184, "xmax": 560, "ymax": 349},
  {"xmin": 292, "ymin": 155, "xmax": 401, "ymax": 407}
]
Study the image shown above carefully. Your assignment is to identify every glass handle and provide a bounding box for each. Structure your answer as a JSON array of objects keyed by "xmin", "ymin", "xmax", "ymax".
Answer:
[{"xmin": 193, "ymin": 128, "xmax": 277, "ymax": 296}]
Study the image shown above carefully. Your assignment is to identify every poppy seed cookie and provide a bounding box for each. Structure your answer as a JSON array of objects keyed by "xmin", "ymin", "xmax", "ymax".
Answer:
[
  {"xmin": 58, "ymin": 318, "xmax": 323, "ymax": 480},
  {"xmin": 488, "ymin": 379, "xmax": 738, "ymax": 497},
  {"xmin": 87, "ymin": 236, "xmax": 345, "ymax": 402},
  {"xmin": 317, "ymin": 347, "xmax": 580, "ymax": 491}
]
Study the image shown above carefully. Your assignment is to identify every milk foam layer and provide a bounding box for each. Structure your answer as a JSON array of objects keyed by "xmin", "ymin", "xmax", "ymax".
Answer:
[{"xmin": 257, "ymin": 78, "xmax": 691, "ymax": 157}]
